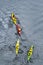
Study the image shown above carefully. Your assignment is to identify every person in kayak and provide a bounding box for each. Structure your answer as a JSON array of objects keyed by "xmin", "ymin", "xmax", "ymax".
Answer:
[
  {"xmin": 27, "ymin": 45, "xmax": 34, "ymax": 62},
  {"xmin": 15, "ymin": 39, "xmax": 20, "ymax": 56},
  {"xmin": 11, "ymin": 12, "xmax": 20, "ymax": 25},
  {"xmin": 15, "ymin": 24, "xmax": 22, "ymax": 36}
]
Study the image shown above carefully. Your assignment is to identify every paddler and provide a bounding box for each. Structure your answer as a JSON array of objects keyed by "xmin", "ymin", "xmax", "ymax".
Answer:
[
  {"xmin": 11, "ymin": 12, "xmax": 20, "ymax": 25},
  {"xmin": 15, "ymin": 39, "xmax": 20, "ymax": 55},
  {"xmin": 27, "ymin": 45, "xmax": 34, "ymax": 62},
  {"xmin": 16, "ymin": 24, "xmax": 22, "ymax": 36}
]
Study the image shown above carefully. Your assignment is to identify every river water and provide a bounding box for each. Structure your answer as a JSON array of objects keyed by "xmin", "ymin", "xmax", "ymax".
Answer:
[{"xmin": 0, "ymin": 0, "xmax": 43, "ymax": 65}]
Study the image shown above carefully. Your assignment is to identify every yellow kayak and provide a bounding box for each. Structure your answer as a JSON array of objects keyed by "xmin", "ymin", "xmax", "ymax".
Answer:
[
  {"xmin": 15, "ymin": 39, "xmax": 20, "ymax": 55},
  {"xmin": 27, "ymin": 45, "xmax": 34, "ymax": 61},
  {"xmin": 11, "ymin": 12, "xmax": 17, "ymax": 25}
]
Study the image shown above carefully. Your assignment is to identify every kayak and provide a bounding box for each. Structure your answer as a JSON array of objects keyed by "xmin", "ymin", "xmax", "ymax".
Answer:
[
  {"xmin": 27, "ymin": 45, "xmax": 34, "ymax": 61},
  {"xmin": 15, "ymin": 39, "xmax": 20, "ymax": 55},
  {"xmin": 16, "ymin": 24, "xmax": 22, "ymax": 36},
  {"xmin": 11, "ymin": 12, "xmax": 17, "ymax": 25}
]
